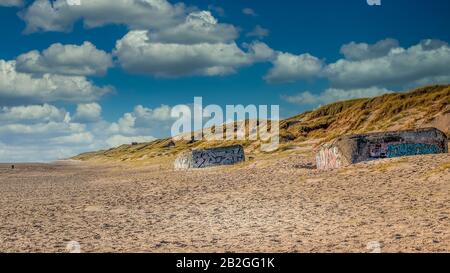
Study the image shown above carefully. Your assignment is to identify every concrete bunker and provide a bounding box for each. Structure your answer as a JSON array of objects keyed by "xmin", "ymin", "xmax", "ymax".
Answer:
[
  {"xmin": 316, "ymin": 128, "xmax": 448, "ymax": 170},
  {"xmin": 175, "ymin": 145, "xmax": 245, "ymax": 169}
]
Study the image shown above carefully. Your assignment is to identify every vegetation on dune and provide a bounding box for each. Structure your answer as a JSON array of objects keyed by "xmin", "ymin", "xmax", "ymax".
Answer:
[
  {"xmin": 73, "ymin": 84, "xmax": 450, "ymax": 162},
  {"xmin": 283, "ymin": 84, "xmax": 449, "ymax": 139}
]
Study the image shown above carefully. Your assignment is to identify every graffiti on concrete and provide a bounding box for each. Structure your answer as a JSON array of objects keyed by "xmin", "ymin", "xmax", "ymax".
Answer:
[
  {"xmin": 174, "ymin": 152, "xmax": 194, "ymax": 169},
  {"xmin": 192, "ymin": 146, "xmax": 245, "ymax": 168},
  {"xmin": 175, "ymin": 145, "xmax": 245, "ymax": 169},
  {"xmin": 370, "ymin": 142, "xmax": 441, "ymax": 158},
  {"xmin": 316, "ymin": 128, "xmax": 448, "ymax": 170},
  {"xmin": 369, "ymin": 143, "xmax": 389, "ymax": 158},
  {"xmin": 386, "ymin": 143, "xmax": 440, "ymax": 158},
  {"xmin": 316, "ymin": 146, "xmax": 342, "ymax": 170}
]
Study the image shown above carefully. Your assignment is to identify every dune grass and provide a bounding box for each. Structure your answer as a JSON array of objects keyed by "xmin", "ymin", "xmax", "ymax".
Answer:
[{"xmin": 73, "ymin": 84, "xmax": 450, "ymax": 163}]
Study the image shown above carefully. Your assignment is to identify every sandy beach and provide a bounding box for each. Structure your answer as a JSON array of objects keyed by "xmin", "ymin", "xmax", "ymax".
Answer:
[{"xmin": 0, "ymin": 152, "xmax": 449, "ymax": 253}]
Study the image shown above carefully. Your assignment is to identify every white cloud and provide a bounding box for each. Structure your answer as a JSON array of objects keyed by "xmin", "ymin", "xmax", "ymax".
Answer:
[
  {"xmin": 0, "ymin": 104, "xmax": 68, "ymax": 124},
  {"xmin": 340, "ymin": 38, "xmax": 400, "ymax": 61},
  {"xmin": 20, "ymin": 0, "xmax": 187, "ymax": 33},
  {"xmin": 244, "ymin": 41, "xmax": 276, "ymax": 62},
  {"xmin": 0, "ymin": 141, "xmax": 90, "ymax": 162},
  {"xmin": 0, "ymin": 103, "xmax": 177, "ymax": 162},
  {"xmin": 108, "ymin": 104, "xmax": 173, "ymax": 136},
  {"xmin": 0, "ymin": 121, "xmax": 85, "ymax": 137},
  {"xmin": 282, "ymin": 87, "xmax": 393, "ymax": 106},
  {"xmin": 109, "ymin": 6, "xmax": 274, "ymax": 78},
  {"xmin": 18, "ymin": 2, "xmax": 269, "ymax": 79},
  {"xmin": 242, "ymin": 8, "xmax": 257, "ymax": 17},
  {"xmin": 108, "ymin": 112, "xmax": 137, "ymax": 135},
  {"xmin": 148, "ymin": 11, "xmax": 238, "ymax": 44},
  {"xmin": 247, "ymin": 25, "xmax": 269, "ymax": 39},
  {"xmin": 265, "ymin": 39, "xmax": 450, "ymax": 90},
  {"xmin": 115, "ymin": 30, "xmax": 257, "ymax": 77},
  {"xmin": 97, "ymin": 104, "xmax": 175, "ymax": 148},
  {"xmin": 73, "ymin": 103, "xmax": 102, "ymax": 123},
  {"xmin": 0, "ymin": 60, "xmax": 112, "ymax": 103},
  {"xmin": 264, "ymin": 52, "xmax": 324, "ymax": 83},
  {"xmin": 51, "ymin": 132, "xmax": 94, "ymax": 145},
  {"xmin": 133, "ymin": 104, "xmax": 172, "ymax": 123},
  {"xmin": 0, "ymin": 0, "xmax": 23, "ymax": 7},
  {"xmin": 326, "ymin": 39, "xmax": 450, "ymax": 89},
  {"xmin": 16, "ymin": 42, "xmax": 113, "ymax": 76}
]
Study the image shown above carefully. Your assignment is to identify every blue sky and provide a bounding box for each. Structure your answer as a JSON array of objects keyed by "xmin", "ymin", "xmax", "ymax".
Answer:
[{"xmin": 0, "ymin": 0, "xmax": 449, "ymax": 162}]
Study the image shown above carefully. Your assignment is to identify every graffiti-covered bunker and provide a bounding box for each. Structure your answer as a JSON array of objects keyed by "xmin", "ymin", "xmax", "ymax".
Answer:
[
  {"xmin": 175, "ymin": 145, "xmax": 245, "ymax": 169},
  {"xmin": 316, "ymin": 128, "xmax": 448, "ymax": 170}
]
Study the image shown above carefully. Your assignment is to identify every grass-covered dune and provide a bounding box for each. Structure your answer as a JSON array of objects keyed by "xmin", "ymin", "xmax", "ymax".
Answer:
[{"xmin": 73, "ymin": 84, "xmax": 450, "ymax": 163}]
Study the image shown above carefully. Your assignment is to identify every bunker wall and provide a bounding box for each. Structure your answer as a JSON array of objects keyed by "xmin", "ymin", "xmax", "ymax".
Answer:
[
  {"xmin": 317, "ymin": 128, "xmax": 448, "ymax": 170},
  {"xmin": 175, "ymin": 145, "xmax": 245, "ymax": 169}
]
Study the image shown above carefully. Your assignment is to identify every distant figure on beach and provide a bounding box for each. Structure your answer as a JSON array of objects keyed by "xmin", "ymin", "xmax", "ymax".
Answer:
[{"xmin": 11, "ymin": 165, "xmax": 14, "ymax": 169}]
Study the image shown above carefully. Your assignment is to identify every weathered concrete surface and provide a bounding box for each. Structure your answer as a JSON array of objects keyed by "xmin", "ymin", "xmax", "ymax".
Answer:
[
  {"xmin": 175, "ymin": 145, "xmax": 245, "ymax": 169},
  {"xmin": 317, "ymin": 128, "xmax": 448, "ymax": 170}
]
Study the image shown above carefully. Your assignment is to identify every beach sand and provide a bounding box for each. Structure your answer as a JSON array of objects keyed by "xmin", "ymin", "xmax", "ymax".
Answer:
[{"xmin": 0, "ymin": 153, "xmax": 449, "ymax": 253}]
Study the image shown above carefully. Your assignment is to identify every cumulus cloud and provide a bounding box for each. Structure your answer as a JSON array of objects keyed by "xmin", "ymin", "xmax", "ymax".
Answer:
[
  {"xmin": 266, "ymin": 38, "xmax": 450, "ymax": 91},
  {"xmin": 108, "ymin": 112, "xmax": 137, "ymax": 135},
  {"xmin": 0, "ymin": 103, "xmax": 178, "ymax": 162},
  {"xmin": 18, "ymin": 2, "xmax": 269, "ymax": 79},
  {"xmin": 108, "ymin": 6, "xmax": 277, "ymax": 79},
  {"xmin": 111, "ymin": 3, "xmax": 278, "ymax": 79},
  {"xmin": 247, "ymin": 25, "xmax": 269, "ymax": 39},
  {"xmin": 0, "ymin": 0, "xmax": 23, "ymax": 7},
  {"xmin": 73, "ymin": 103, "xmax": 102, "ymax": 123},
  {"xmin": 16, "ymin": 42, "xmax": 113, "ymax": 76},
  {"xmin": 242, "ymin": 8, "xmax": 257, "ymax": 17},
  {"xmin": 326, "ymin": 39, "xmax": 450, "ymax": 89},
  {"xmin": 282, "ymin": 87, "xmax": 393, "ymax": 106},
  {"xmin": 133, "ymin": 105, "xmax": 172, "ymax": 123},
  {"xmin": 276, "ymin": 39, "xmax": 450, "ymax": 107},
  {"xmin": 51, "ymin": 132, "xmax": 94, "ymax": 145},
  {"xmin": 114, "ymin": 30, "xmax": 270, "ymax": 77},
  {"xmin": 0, "ymin": 140, "xmax": 93, "ymax": 162},
  {"xmin": 0, "ymin": 104, "xmax": 68, "ymax": 124},
  {"xmin": 245, "ymin": 41, "xmax": 276, "ymax": 62},
  {"xmin": 0, "ymin": 119, "xmax": 85, "ymax": 139},
  {"xmin": 98, "ymin": 104, "xmax": 175, "ymax": 147},
  {"xmin": 20, "ymin": 0, "xmax": 187, "ymax": 33},
  {"xmin": 19, "ymin": 1, "xmax": 240, "ymax": 50},
  {"xmin": 147, "ymin": 11, "xmax": 238, "ymax": 45},
  {"xmin": 108, "ymin": 104, "xmax": 173, "ymax": 136},
  {"xmin": 0, "ymin": 60, "xmax": 113, "ymax": 103},
  {"xmin": 264, "ymin": 52, "xmax": 324, "ymax": 83},
  {"xmin": 340, "ymin": 38, "xmax": 400, "ymax": 61}
]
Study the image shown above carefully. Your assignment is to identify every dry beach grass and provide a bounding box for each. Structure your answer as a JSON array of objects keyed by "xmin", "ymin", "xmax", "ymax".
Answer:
[
  {"xmin": 0, "ymin": 151, "xmax": 448, "ymax": 253},
  {"xmin": 73, "ymin": 85, "xmax": 450, "ymax": 164}
]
